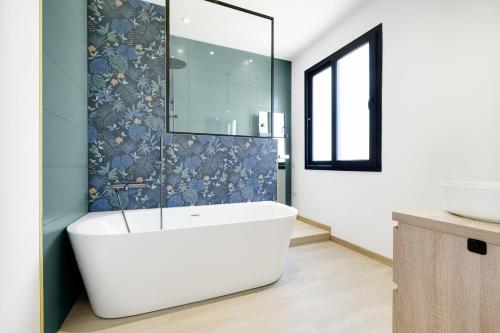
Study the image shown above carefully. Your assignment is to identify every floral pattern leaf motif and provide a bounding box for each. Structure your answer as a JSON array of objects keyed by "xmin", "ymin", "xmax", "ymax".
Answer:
[
  {"xmin": 91, "ymin": 197, "xmax": 112, "ymax": 212},
  {"xmin": 88, "ymin": 125, "xmax": 98, "ymax": 143},
  {"xmin": 88, "ymin": 0, "xmax": 165, "ymax": 211},
  {"xmin": 111, "ymin": 18, "xmax": 133, "ymax": 35},
  {"xmin": 163, "ymin": 134, "xmax": 277, "ymax": 208},
  {"xmin": 144, "ymin": 115, "xmax": 164, "ymax": 131},
  {"xmin": 109, "ymin": 55, "xmax": 128, "ymax": 73},
  {"xmin": 88, "ymin": 0, "xmax": 277, "ymax": 212},
  {"xmin": 89, "ymin": 58, "xmax": 110, "ymax": 75},
  {"xmin": 128, "ymin": 124, "xmax": 147, "ymax": 142},
  {"xmin": 116, "ymin": 45, "xmax": 137, "ymax": 60},
  {"xmin": 108, "ymin": 190, "xmax": 130, "ymax": 209},
  {"xmin": 96, "ymin": 22, "xmax": 118, "ymax": 43},
  {"xmin": 88, "ymin": 74, "xmax": 106, "ymax": 92},
  {"xmin": 111, "ymin": 154, "xmax": 133, "ymax": 172}
]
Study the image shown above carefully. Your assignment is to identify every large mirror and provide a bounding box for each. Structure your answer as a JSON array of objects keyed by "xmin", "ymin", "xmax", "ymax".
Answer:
[{"xmin": 168, "ymin": 0, "xmax": 274, "ymax": 137}]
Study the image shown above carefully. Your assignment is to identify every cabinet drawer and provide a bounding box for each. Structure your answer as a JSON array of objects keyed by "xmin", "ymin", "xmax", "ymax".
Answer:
[{"xmin": 394, "ymin": 223, "xmax": 500, "ymax": 332}]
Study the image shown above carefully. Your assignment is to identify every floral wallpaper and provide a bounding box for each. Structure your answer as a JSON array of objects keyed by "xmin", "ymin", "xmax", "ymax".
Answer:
[
  {"xmin": 88, "ymin": 0, "xmax": 165, "ymax": 212},
  {"xmin": 88, "ymin": 0, "xmax": 277, "ymax": 212},
  {"xmin": 163, "ymin": 133, "xmax": 277, "ymax": 207}
]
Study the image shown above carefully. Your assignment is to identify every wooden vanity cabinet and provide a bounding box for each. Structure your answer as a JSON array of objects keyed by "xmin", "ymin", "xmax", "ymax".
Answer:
[{"xmin": 392, "ymin": 209, "xmax": 500, "ymax": 333}]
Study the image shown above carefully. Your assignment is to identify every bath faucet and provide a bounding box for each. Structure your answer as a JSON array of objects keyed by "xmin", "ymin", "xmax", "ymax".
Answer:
[{"xmin": 109, "ymin": 182, "xmax": 147, "ymax": 233}]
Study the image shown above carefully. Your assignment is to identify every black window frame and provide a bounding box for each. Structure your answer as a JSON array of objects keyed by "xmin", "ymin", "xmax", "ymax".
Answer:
[{"xmin": 305, "ymin": 24, "xmax": 382, "ymax": 172}]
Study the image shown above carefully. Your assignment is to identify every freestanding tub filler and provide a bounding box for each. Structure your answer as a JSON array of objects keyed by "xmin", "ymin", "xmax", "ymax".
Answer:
[{"xmin": 67, "ymin": 201, "xmax": 298, "ymax": 318}]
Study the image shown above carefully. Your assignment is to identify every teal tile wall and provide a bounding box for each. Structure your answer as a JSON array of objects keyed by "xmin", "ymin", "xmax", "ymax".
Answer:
[
  {"xmin": 273, "ymin": 60, "xmax": 292, "ymax": 205},
  {"xmin": 42, "ymin": 0, "xmax": 87, "ymax": 332},
  {"xmin": 169, "ymin": 35, "xmax": 291, "ymax": 137}
]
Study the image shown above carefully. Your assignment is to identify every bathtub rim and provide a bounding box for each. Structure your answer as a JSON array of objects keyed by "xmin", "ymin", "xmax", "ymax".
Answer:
[{"xmin": 67, "ymin": 201, "xmax": 298, "ymax": 237}]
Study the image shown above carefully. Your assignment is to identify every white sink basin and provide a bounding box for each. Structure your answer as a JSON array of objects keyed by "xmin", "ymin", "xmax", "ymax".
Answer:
[{"xmin": 441, "ymin": 181, "xmax": 500, "ymax": 223}]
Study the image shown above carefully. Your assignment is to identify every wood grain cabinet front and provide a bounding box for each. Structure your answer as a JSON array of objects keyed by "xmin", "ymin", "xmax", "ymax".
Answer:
[{"xmin": 393, "ymin": 212, "xmax": 500, "ymax": 333}]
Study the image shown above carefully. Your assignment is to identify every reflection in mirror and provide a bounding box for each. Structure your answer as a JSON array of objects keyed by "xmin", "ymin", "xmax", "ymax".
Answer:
[
  {"xmin": 273, "ymin": 112, "xmax": 286, "ymax": 162},
  {"xmin": 169, "ymin": 0, "xmax": 273, "ymax": 137}
]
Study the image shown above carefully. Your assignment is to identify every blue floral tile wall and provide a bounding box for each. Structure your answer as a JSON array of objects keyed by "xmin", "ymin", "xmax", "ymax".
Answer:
[
  {"xmin": 163, "ymin": 134, "xmax": 277, "ymax": 207},
  {"xmin": 88, "ymin": 0, "xmax": 277, "ymax": 212},
  {"xmin": 88, "ymin": 0, "xmax": 165, "ymax": 212}
]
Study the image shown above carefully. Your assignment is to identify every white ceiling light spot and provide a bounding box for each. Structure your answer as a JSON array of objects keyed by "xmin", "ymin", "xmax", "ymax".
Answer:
[{"xmin": 169, "ymin": 0, "xmax": 369, "ymax": 60}]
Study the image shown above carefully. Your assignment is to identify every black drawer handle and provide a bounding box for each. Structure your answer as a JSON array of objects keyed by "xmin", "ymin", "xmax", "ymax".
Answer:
[{"xmin": 467, "ymin": 238, "xmax": 487, "ymax": 255}]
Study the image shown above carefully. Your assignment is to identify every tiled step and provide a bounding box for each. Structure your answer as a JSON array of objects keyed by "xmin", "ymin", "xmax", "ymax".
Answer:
[{"xmin": 290, "ymin": 220, "xmax": 330, "ymax": 247}]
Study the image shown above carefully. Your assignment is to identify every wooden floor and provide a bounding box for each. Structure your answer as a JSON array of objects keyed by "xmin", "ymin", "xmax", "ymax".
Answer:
[{"xmin": 60, "ymin": 240, "xmax": 394, "ymax": 333}]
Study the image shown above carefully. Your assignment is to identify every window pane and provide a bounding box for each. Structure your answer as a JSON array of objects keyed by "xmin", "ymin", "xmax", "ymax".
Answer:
[
  {"xmin": 336, "ymin": 43, "xmax": 370, "ymax": 161},
  {"xmin": 312, "ymin": 66, "xmax": 332, "ymax": 161}
]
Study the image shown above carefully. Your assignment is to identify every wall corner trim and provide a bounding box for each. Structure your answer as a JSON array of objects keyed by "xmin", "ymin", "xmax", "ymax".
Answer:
[
  {"xmin": 297, "ymin": 215, "xmax": 393, "ymax": 267},
  {"xmin": 297, "ymin": 215, "xmax": 331, "ymax": 232},
  {"xmin": 330, "ymin": 235, "xmax": 393, "ymax": 267}
]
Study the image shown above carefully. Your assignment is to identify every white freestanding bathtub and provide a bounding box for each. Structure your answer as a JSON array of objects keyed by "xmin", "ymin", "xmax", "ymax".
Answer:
[{"xmin": 67, "ymin": 201, "xmax": 297, "ymax": 318}]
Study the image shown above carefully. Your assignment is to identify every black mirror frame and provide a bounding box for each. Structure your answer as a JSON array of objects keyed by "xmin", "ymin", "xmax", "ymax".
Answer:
[{"xmin": 165, "ymin": 0, "xmax": 275, "ymax": 138}]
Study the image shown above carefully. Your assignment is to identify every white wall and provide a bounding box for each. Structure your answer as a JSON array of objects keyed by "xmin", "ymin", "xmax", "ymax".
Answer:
[
  {"xmin": 0, "ymin": 0, "xmax": 41, "ymax": 332},
  {"xmin": 291, "ymin": 0, "xmax": 500, "ymax": 258}
]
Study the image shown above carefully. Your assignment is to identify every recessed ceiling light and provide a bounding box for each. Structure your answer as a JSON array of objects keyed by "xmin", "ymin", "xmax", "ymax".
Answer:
[
  {"xmin": 181, "ymin": 17, "xmax": 190, "ymax": 23},
  {"xmin": 178, "ymin": 49, "xmax": 183, "ymax": 54},
  {"xmin": 226, "ymin": 110, "xmax": 230, "ymax": 113},
  {"xmin": 249, "ymin": 59, "xmax": 253, "ymax": 63},
  {"xmin": 210, "ymin": 51, "xmax": 214, "ymax": 55}
]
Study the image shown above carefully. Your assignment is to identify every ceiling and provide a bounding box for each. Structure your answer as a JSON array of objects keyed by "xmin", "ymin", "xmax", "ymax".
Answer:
[
  {"xmin": 170, "ymin": 0, "xmax": 272, "ymax": 57},
  {"xmin": 218, "ymin": 0, "xmax": 369, "ymax": 60},
  {"xmin": 145, "ymin": 0, "xmax": 369, "ymax": 60}
]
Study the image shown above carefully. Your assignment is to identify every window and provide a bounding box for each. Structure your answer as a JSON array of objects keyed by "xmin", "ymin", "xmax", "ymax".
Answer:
[{"xmin": 305, "ymin": 24, "xmax": 382, "ymax": 171}]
